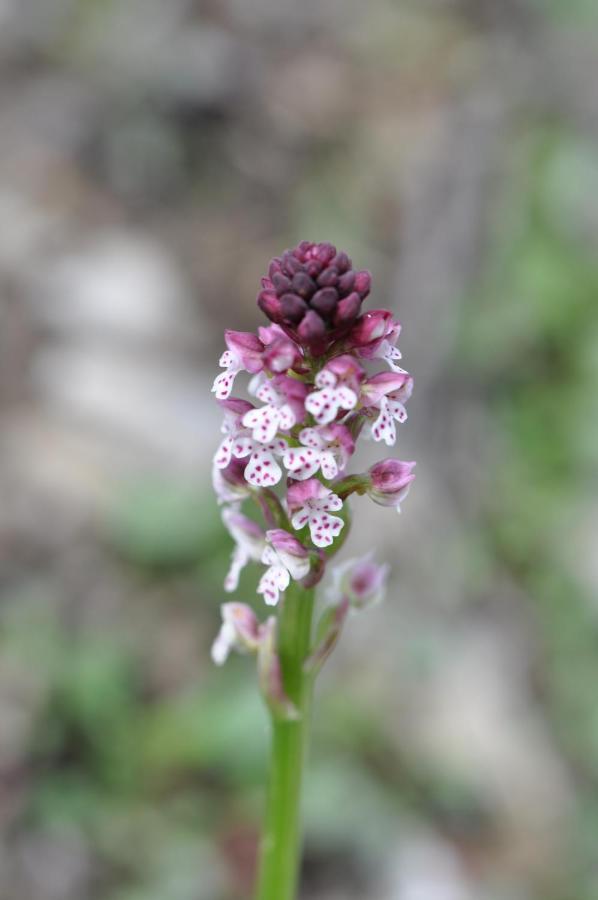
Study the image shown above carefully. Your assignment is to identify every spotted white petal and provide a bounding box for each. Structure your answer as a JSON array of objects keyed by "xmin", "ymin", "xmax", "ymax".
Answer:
[
  {"xmin": 308, "ymin": 511, "xmax": 344, "ymax": 548},
  {"xmin": 231, "ymin": 435, "xmax": 255, "ymax": 458},
  {"xmin": 319, "ymin": 450, "xmax": 338, "ymax": 480},
  {"xmin": 291, "ymin": 508, "xmax": 311, "ymax": 530},
  {"xmin": 317, "ymin": 494, "xmax": 343, "ymax": 513},
  {"xmin": 243, "ymin": 406, "xmax": 280, "ymax": 443},
  {"xmin": 386, "ymin": 397, "xmax": 408, "ymax": 423},
  {"xmin": 383, "ymin": 345, "xmax": 405, "ymax": 372},
  {"xmin": 315, "ymin": 369, "xmax": 337, "ymax": 389},
  {"xmin": 334, "ymin": 386, "xmax": 358, "ymax": 411},
  {"xmin": 298, "ymin": 427, "xmax": 325, "ymax": 450},
  {"xmin": 277, "ymin": 403, "xmax": 296, "ymax": 432},
  {"xmin": 212, "ymin": 368, "xmax": 239, "ymax": 400},
  {"xmin": 283, "ymin": 447, "xmax": 320, "ymax": 480},
  {"xmin": 258, "ymin": 564, "xmax": 290, "ymax": 606},
  {"xmin": 219, "ymin": 350, "xmax": 236, "ymax": 367},
  {"xmin": 244, "ymin": 444, "xmax": 285, "ymax": 487},
  {"xmin": 370, "ymin": 400, "xmax": 397, "ymax": 446},
  {"xmin": 256, "ymin": 382, "xmax": 280, "ymax": 405},
  {"xmin": 214, "ymin": 435, "xmax": 234, "ymax": 469}
]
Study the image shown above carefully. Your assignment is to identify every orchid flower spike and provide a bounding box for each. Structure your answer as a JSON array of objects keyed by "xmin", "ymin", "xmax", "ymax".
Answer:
[{"xmin": 210, "ymin": 239, "xmax": 415, "ymax": 669}]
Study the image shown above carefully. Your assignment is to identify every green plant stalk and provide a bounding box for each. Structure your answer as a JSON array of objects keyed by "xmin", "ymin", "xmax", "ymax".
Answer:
[{"xmin": 255, "ymin": 581, "xmax": 315, "ymax": 900}]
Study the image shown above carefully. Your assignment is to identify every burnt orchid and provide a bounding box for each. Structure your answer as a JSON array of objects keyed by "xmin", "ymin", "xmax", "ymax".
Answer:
[{"xmin": 210, "ymin": 241, "xmax": 415, "ymax": 900}]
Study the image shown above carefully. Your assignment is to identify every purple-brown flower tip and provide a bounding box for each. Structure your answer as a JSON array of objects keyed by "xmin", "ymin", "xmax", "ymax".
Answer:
[
  {"xmin": 258, "ymin": 242, "xmax": 371, "ymax": 353},
  {"xmin": 366, "ymin": 458, "xmax": 416, "ymax": 511}
]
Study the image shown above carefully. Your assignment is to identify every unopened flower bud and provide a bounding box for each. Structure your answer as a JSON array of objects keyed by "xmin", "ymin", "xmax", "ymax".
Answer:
[
  {"xmin": 366, "ymin": 459, "xmax": 416, "ymax": 511},
  {"xmin": 350, "ymin": 309, "xmax": 393, "ymax": 348},
  {"xmin": 354, "ymin": 270, "xmax": 372, "ymax": 297},
  {"xmin": 257, "ymin": 242, "xmax": 372, "ymax": 352}
]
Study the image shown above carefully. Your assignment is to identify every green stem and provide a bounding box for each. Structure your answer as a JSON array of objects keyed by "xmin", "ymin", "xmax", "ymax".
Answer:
[{"xmin": 255, "ymin": 582, "xmax": 315, "ymax": 900}]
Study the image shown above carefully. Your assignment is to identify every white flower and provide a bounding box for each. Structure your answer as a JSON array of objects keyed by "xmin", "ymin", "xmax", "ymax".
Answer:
[
  {"xmin": 212, "ymin": 349, "xmax": 243, "ymax": 400},
  {"xmin": 370, "ymin": 393, "xmax": 409, "ymax": 446},
  {"xmin": 242, "ymin": 380, "xmax": 297, "ymax": 443},
  {"xmin": 304, "ymin": 369, "xmax": 358, "ymax": 426},
  {"xmin": 283, "ymin": 425, "xmax": 353, "ymax": 481},
  {"xmin": 375, "ymin": 322, "xmax": 405, "ymax": 373},
  {"xmin": 232, "ymin": 436, "xmax": 288, "ymax": 487},
  {"xmin": 257, "ymin": 532, "xmax": 310, "ymax": 606},
  {"xmin": 288, "ymin": 481, "xmax": 344, "ymax": 549},
  {"xmin": 222, "ymin": 509, "xmax": 266, "ymax": 592}
]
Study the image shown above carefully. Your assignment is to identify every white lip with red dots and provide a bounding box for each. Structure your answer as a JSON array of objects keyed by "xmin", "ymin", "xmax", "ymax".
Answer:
[
  {"xmin": 283, "ymin": 427, "xmax": 344, "ymax": 481},
  {"xmin": 304, "ymin": 369, "xmax": 358, "ymax": 426},
  {"xmin": 242, "ymin": 380, "xmax": 297, "ymax": 443},
  {"xmin": 290, "ymin": 490, "xmax": 344, "ymax": 548},
  {"xmin": 369, "ymin": 393, "xmax": 408, "ymax": 446},
  {"xmin": 212, "ymin": 350, "xmax": 243, "ymax": 400},
  {"xmin": 231, "ymin": 436, "xmax": 288, "ymax": 487}
]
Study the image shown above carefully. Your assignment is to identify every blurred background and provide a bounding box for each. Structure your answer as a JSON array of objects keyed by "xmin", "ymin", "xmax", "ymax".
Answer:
[{"xmin": 1, "ymin": 0, "xmax": 598, "ymax": 898}]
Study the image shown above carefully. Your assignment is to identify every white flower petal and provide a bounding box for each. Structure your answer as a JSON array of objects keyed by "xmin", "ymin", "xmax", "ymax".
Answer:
[
  {"xmin": 244, "ymin": 447, "xmax": 283, "ymax": 487},
  {"xmin": 319, "ymin": 451, "xmax": 338, "ymax": 480},
  {"xmin": 291, "ymin": 509, "xmax": 311, "ymax": 530},
  {"xmin": 283, "ymin": 447, "xmax": 320, "ymax": 480},
  {"xmin": 214, "ymin": 435, "xmax": 233, "ymax": 469},
  {"xmin": 258, "ymin": 564, "xmax": 290, "ymax": 606},
  {"xmin": 212, "ymin": 368, "xmax": 239, "ymax": 400},
  {"xmin": 308, "ymin": 511, "xmax": 344, "ymax": 548}
]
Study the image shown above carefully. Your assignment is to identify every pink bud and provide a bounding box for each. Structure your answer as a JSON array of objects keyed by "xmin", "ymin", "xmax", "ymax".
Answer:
[
  {"xmin": 224, "ymin": 330, "xmax": 265, "ymax": 374},
  {"xmin": 362, "ymin": 371, "xmax": 413, "ymax": 405},
  {"xmin": 258, "ymin": 290, "xmax": 283, "ymax": 323},
  {"xmin": 354, "ymin": 270, "xmax": 371, "ymax": 297},
  {"xmin": 366, "ymin": 459, "xmax": 416, "ymax": 510},
  {"xmin": 350, "ymin": 309, "xmax": 393, "ymax": 347},
  {"xmin": 334, "ymin": 292, "xmax": 362, "ymax": 326},
  {"xmin": 297, "ymin": 310, "xmax": 326, "ymax": 344}
]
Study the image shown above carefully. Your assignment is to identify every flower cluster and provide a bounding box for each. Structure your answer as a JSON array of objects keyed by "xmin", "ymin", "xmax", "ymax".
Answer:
[{"xmin": 211, "ymin": 241, "xmax": 415, "ymax": 680}]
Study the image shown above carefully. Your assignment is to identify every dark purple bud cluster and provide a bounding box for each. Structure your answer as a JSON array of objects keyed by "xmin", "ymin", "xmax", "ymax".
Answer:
[{"xmin": 258, "ymin": 241, "xmax": 372, "ymax": 354}]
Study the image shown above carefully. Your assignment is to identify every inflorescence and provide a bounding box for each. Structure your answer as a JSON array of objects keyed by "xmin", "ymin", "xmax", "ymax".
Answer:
[{"xmin": 210, "ymin": 241, "xmax": 415, "ymax": 706}]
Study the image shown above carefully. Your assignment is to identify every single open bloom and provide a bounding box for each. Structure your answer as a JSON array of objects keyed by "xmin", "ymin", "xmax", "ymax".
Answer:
[
  {"xmin": 366, "ymin": 458, "xmax": 416, "ymax": 511},
  {"xmin": 283, "ymin": 423, "xmax": 355, "ymax": 481},
  {"xmin": 212, "ymin": 330, "xmax": 264, "ymax": 400},
  {"xmin": 243, "ymin": 375, "xmax": 308, "ymax": 443},
  {"xmin": 287, "ymin": 479, "xmax": 344, "ymax": 548},
  {"xmin": 304, "ymin": 355, "xmax": 365, "ymax": 425},
  {"xmin": 361, "ymin": 372, "xmax": 413, "ymax": 446},
  {"xmin": 257, "ymin": 529, "xmax": 311, "ymax": 605}
]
